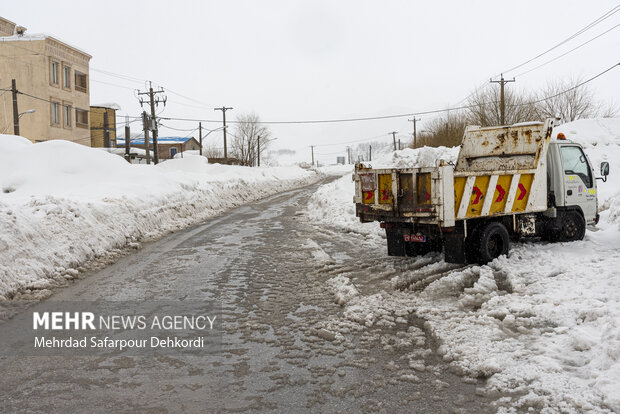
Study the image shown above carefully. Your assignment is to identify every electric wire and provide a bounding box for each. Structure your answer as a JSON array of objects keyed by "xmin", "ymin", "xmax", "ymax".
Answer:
[{"xmin": 501, "ymin": 4, "xmax": 620, "ymax": 76}]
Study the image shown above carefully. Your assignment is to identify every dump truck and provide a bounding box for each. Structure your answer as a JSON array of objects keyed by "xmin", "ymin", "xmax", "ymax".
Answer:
[{"xmin": 353, "ymin": 119, "xmax": 610, "ymax": 264}]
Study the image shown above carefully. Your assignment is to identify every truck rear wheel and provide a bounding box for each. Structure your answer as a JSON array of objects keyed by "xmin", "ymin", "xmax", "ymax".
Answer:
[
  {"xmin": 476, "ymin": 222, "xmax": 510, "ymax": 264},
  {"xmin": 557, "ymin": 210, "xmax": 586, "ymax": 242}
]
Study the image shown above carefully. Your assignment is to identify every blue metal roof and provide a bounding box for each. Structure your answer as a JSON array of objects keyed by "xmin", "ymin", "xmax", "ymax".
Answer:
[{"xmin": 116, "ymin": 136, "xmax": 193, "ymax": 145}]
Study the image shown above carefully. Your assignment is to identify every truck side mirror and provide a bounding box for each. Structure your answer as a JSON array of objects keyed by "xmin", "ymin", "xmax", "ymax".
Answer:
[{"xmin": 601, "ymin": 162, "xmax": 610, "ymax": 177}]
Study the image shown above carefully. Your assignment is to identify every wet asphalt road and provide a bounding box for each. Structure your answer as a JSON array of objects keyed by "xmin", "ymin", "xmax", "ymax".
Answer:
[{"xmin": 0, "ymin": 179, "xmax": 494, "ymax": 413}]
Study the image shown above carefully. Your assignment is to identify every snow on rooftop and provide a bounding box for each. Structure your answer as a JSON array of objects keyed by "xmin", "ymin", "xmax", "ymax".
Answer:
[
  {"xmin": 0, "ymin": 33, "xmax": 91, "ymax": 57},
  {"xmin": 91, "ymin": 103, "xmax": 121, "ymax": 110}
]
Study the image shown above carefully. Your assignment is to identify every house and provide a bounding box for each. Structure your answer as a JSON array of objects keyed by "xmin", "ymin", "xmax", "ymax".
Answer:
[
  {"xmin": 90, "ymin": 104, "xmax": 120, "ymax": 148},
  {"xmin": 116, "ymin": 136, "xmax": 202, "ymax": 160},
  {"xmin": 0, "ymin": 16, "xmax": 91, "ymax": 144}
]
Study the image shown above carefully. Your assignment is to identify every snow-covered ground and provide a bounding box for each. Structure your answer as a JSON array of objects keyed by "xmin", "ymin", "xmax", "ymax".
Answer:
[
  {"xmin": 307, "ymin": 118, "xmax": 620, "ymax": 413},
  {"xmin": 0, "ymin": 135, "xmax": 325, "ymax": 300}
]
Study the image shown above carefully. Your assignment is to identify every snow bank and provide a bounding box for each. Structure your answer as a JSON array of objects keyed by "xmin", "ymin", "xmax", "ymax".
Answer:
[
  {"xmin": 306, "ymin": 118, "xmax": 620, "ymax": 412},
  {"xmin": 306, "ymin": 174, "xmax": 384, "ymax": 240},
  {"xmin": 0, "ymin": 135, "xmax": 318, "ymax": 299}
]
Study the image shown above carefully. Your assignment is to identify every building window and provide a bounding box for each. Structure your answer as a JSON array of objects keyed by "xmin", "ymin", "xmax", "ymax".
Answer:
[
  {"xmin": 63, "ymin": 103, "xmax": 72, "ymax": 128},
  {"xmin": 75, "ymin": 71, "xmax": 87, "ymax": 93},
  {"xmin": 50, "ymin": 60, "xmax": 59, "ymax": 85},
  {"xmin": 51, "ymin": 101, "xmax": 60, "ymax": 125},
  {"xmin": 75, "ymin": 108, "xmax": 89, "ymax": 128},
  {"xmin": 63, "ymin": 65, "xmax": 71, "ymax": 89}
]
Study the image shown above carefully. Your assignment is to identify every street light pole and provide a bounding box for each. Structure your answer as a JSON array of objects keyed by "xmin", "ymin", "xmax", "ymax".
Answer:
[{"xmin": 201, "ymin": 125, "xmax": 227, "ymax": 157}]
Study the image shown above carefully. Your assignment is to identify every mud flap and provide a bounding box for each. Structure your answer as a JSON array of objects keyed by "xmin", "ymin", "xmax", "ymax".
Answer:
[
  {"xmin": 386, "ymin": 228, "xmax": 406, "ymax": 256},
  {"xmin": 443, "ymin": 233, "xmax": 466, "ymax": 264}
]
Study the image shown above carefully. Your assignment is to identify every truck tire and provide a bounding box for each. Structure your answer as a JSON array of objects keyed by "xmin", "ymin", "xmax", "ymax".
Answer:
[
  {"xmin": 557, "ymin": 210, "xmax": 586, "ymax": 242},
  {"xmin": 476, "ymin": 222, "xmax": 510, "ymax": 264},
  {"xmin": 386, "ymin": 228, "xmax": 406, "ymax": 256}
]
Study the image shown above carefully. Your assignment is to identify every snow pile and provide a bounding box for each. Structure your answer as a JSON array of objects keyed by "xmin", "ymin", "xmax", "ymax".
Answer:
[
  {"xmin": 326, "ymin": 275, "xmax": 359, "ymax": 305},
  {"xmin": 307, "ymin": 118, "xmax": 620, "ymax": 412},
  {"xmin": 0, "ymin": 135, "xmax": 318, "ymax": 299},
  {"xmin": 370, "ymin": 146, "xmax": 459, "ymax": 169},
  {"xmin": 555, "ymin": 117, "xmax": 620, "ymax": 148},
  {"xmin": 409, "ymin": 235, "xmax": 620, "ymax": 411},
  {"xmin": 306, "ymin": 174, "xmax": 383, "ymax": 240}
]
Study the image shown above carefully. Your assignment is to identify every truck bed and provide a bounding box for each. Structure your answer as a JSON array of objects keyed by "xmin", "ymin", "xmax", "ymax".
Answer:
[{"xmin": 354, "ymin": 119, "xmax": 555, "ymax": 227}]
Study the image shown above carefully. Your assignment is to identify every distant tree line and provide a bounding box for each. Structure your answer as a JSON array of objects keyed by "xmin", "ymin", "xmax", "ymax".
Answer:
[{"xmin": 412, "ymin": 78, "xmax": 618, "ymax": 149}]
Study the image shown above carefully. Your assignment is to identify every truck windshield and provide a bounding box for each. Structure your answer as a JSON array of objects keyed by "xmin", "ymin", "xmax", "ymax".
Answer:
[{"xmin": 560, "ymin": 146, "xmax": 592, "ymax": 188}]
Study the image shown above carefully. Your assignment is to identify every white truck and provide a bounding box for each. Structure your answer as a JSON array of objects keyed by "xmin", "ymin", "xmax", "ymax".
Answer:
[{"xmin": 353, "ymin": 119, "xmax": 610, "ymax": 264}]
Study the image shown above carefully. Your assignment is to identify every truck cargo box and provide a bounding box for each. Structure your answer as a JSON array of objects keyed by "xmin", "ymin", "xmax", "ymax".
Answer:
[{"xmin": 354, "ymin": 119, "xmax": 555, "ymax": 227}]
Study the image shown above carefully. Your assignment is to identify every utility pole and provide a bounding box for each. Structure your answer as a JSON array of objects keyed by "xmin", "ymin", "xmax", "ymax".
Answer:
[
  {"xmin": 398, "ymin": 139, "xmax": 401, "ymax": 150},
  {"xmin": 11, "ymin": 79, "xmax": 19, "ymax": 136},
  {"xmin": 490, "ymin": 74, "xmax": 515, "ymax": 126},
  {"xmin": 103, "ymin": 111, "xmax": 110, "ymax": 148},
  {"xmin": 214, "ymin": 106, "xmax": 233, "ymax": 158},
  {"xmin": 137, "ymin": 82, "xmax": 166, "ymax": 164},
  {"xmin": 257, "ymin": 135, "xmax": 261, "ymax": 167},
  {"xmin": 390, "ymin": 131, "xmax": 398, "ymax": 151},
  {"xmin": 369, "ymin": 145, "xmax": 372, "ymax": 162},
  {"xmin": 124, "ymin": 123, "xmax": 131, "ymax": 162},
  {"xmin": 310, "ymin": 145, "xmax": 315, "ymax": 167},
  {"xmin": 408, "ymin": 117, "xmax": 420, "ymax": 148},
  {"xmin": 142, "ymin": 111, "xmax": 151, "ymax": 165},
  {"xmin": 199, "ymin": 122, "xmax": 203, "ymax": 156}
]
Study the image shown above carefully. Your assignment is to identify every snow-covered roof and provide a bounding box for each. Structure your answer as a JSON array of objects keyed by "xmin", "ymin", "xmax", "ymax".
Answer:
[
  {"xmin": 0, "ymin": 33, "xmax": 91, "ymax": 58},
  {"xmin": 91, "ymin": 103, "xmax": 121, "ymax": 111}
]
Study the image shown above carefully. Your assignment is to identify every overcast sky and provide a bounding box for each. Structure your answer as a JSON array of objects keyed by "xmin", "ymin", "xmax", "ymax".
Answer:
[{"xmin": 4, "ymin": 0, "xmax": 619, "ymax": 164}]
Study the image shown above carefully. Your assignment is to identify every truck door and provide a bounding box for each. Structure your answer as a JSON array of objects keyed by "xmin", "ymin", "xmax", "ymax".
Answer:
[
  {"xmin": 559, "ymin": 145, "xmax": 597, "ymax": 224},
  {"xmin": 398, "ymin": 173, "xmax": 415, "ymax": 213}
]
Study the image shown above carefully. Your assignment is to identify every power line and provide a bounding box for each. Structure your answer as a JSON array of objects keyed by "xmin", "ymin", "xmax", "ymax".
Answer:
[
  {"xmin": 515, "ymin": 22, "xmax": 620, "ymax": 77},
  {"xmin": 452, "ymin": 5, "xmax": 620, "ymax": 108},
  {"xmin": 157, "ymin": 60, "xmax": 616, "ymax": 125},
  {"xmin": 9, "ymin": 63, "xmax": 618, "ymax": 132},
  {"xmin": 158, "ymin": 123, "xmax": 200, "ymax": 132},
  {"xmin": 501, "ymin": 4, "xmax": 620, "ymax": 75},
  {"xmin": 509, "ymin": 62, "xmax": 620, "ymax": 107}
]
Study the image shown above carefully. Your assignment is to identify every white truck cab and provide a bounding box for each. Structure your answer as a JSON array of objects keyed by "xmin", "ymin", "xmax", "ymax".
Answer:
[{"xmin": 547, "ymin": 137, "xmax": 601, "ymax": 226}]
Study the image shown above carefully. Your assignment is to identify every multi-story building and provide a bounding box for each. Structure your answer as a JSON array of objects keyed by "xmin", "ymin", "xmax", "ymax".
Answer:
[{"xmin": 0, "ymin": 16, "xmax": 92, "ymax": 144}]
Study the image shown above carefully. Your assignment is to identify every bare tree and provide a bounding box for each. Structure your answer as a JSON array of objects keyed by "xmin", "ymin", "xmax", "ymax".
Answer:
[
  {"xmin": 231, "ymin": 113, "xmax": 273, "ymax": 166},
  {"xmin": 466, "ymin": 85, "xmax": 538, "ymax": 127},
  {"xmin": 417, "ymin": 111, "xmax": 468, "ymax": 148},
  {"xmin": 534, "ymin": 78, "xmax": 618, "ymax": 123},
  {"xmin": 203, "ymin": 144, "xmax": 223, "ymax": 159}
]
